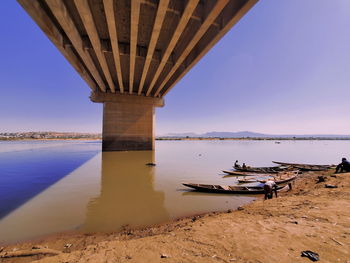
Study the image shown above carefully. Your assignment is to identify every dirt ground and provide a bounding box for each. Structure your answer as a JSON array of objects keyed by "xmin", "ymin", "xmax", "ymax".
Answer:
[{"xmin": 1, "ymin": 171, "xmax": 349, "ymax": 263}]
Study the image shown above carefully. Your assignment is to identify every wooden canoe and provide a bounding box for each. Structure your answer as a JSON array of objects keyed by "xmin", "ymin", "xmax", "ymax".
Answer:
[
  {"xmin": 182, "ymin": 183, "xmax": 285, "ymax": 194},
  {"xmin": 223, "ymin": 170, "xmax": 276, "ymax": 176},
  {"xmin": 270, "ymin": 174, "xmax": 297, "ymax": 184},
  {"xmin": 237, "ymin": 178, "xmax": 261, "ymax": 183},
  {"xmin": 232, "ymin": 166, "xmax": 289, "ymax": 173},
  {"xmin": 272, "ymin": 161, "xmax": 331, "ymax": 167},
  {"xmin": 223, "ymin": 169, "xmax": 297, "ymax": 177},
  {"xmin": 238, "ymin": 174, "xmax": 298, "ymax": 185},
  {"xmin": 272, "ymin": 161, "xmax": 333, "ymax": 171}
]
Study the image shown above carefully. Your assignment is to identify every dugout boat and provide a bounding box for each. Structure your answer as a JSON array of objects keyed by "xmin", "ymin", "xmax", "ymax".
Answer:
[
  {"xmin": 272, "ymin": 161, "xmax": 334, "ymax": 171},
  {"xmin": 182, "ymin": 183, "xmax": 285, "ymax": 194},
  {"xmin": 238, "ymin": 173, "xmax": 298, "ymax": 184},
  {"xmin": 223, "ymin": 169, "xmax": 298, "ymax": 177},
  {"xmin": 233, "ymin": 166, "xmax": 289, "ymax": 173},
  {"xmin": 223, "ymin": 170, "xmax": 275, "ymax": 176}
]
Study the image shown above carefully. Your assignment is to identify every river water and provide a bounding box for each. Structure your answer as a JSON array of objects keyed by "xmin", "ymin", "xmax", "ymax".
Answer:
[{"xmin": 0, "ymin": 139, "xmax": 348, "ymax": 244}]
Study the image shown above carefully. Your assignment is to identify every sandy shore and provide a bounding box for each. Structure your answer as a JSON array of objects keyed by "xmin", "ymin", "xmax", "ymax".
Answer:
[{"xmin": 1, "ymin": 171, "xmax": 349, "ymax": 263}]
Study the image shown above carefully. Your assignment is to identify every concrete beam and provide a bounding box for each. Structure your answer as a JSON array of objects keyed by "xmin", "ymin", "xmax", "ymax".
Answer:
[
  {"xmin": 103, "ymin": 0, "xmax": 124, "ymax": 93},
  {"xmin": 146, "ymin": 0, "xmax": 199, "ymax": 96},
  {"xmin": 45, "ymin": 0, "xmax": 107, "ymax": 92},
  {"xmin": 90, "ymin": 92, "xmax": 164, "ymax": 107},
  {"xmin": 138, "ymin": 0, "xmax": 170, "ymax": 95},
  {"xmin": 74, "ymin": 0, "xmax": 116, "ymax": 93},
  {"xmin": 83, "ymin": 40, "xmax": 176, "ymax": 67},
  {"xmin": 17, "ymin": 0, "xmax": 97, "ymax": 91},
  {"xmin": 163, "ymin": 0, "xmax": 259, "ymax": 96},
  {"xmin": 154, "ymin": 0, "xmax": 229, "ymax": 96},
  {"xmin": 129, "ymin": 0, "xmax": 141, "ymax": 94}
]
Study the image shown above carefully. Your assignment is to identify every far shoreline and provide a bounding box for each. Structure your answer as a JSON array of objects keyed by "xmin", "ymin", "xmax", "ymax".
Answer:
[
  {"xmin": 0, "ymin": 138, "xmax": 101, "ymax": 141},
  {"xmin": 1, "ymin": 137, "xmax": 350, "ymax": 141}
]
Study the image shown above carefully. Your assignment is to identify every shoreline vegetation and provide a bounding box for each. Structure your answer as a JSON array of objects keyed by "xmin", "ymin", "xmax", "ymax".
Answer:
[
  {"xmin": 0, "ymin": 132, "xmax": 101, "ymax": 141},
  {"xmin": 1, "ymin": 170, "xmax": 349, "ymax": 262}
]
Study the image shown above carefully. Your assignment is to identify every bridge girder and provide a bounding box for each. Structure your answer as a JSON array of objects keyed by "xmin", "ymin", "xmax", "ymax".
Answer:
[{"xmin": 18, "ymin": 0, "xmax": 258, "ymax": 97}]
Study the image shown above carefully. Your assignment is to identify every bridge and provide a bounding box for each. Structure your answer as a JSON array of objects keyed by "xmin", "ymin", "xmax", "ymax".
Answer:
[{"xmin": 18, "ymin": 0, "xmax": 258, "ymax": 151}]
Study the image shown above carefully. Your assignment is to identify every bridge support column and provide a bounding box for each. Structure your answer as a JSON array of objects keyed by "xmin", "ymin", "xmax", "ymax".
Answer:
[{"xmin": 90, "ymin": 92, "xmax": 164, "ymax": 151}]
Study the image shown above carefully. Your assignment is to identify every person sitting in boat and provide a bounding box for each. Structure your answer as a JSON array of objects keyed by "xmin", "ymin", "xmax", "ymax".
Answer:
[
  {"xmin": 335, "ymin": 157, "xmax": 350, "ymax": 173},
  {"xmin": 234, "ymin": 160, "xmax": 241, "ymax": 168},
  {"xmin": 242, "ymin": 163, "xmax": 247, "ymax": 169},
  {"xmin": 264, "ymin": 179, "xmax": 277, "ymax": 200}
]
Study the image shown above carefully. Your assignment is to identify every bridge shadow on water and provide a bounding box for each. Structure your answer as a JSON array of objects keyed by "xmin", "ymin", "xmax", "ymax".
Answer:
[
  {"xmin": 83, "ymin": 151, "xmax": 169, "ymax": 232},
  {"xmin": 0, "ymin": 142, "xmax": 100, "ymax": 219}
]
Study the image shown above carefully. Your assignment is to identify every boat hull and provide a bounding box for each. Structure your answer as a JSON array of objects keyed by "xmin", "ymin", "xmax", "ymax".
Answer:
[
  {"xmin": 238, "ymin": 175, "xmax": 297, "ymax": 185},
  {"xmin": 233, "ymin": 166, "xmax": 289, "ymax": 173},
  {"xmin": 272, "ymin": 161, "xmax": 333, "ymax": 171},
  {"xmin": 182, "ymin": 183, "xmax": 284, "ymax": 194},
  {"xmin": 223, "ymin": 170, "xmax": 275, "ymax": 176}
]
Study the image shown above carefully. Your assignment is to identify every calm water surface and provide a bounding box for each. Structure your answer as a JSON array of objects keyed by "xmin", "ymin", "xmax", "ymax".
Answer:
[{"xmin": 0, "ymin": 139, "xmax": 349, "ymax": 243}]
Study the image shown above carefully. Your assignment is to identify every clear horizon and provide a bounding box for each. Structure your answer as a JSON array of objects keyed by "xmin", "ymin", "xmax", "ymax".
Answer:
[{"xmin": 1, "ymin": 0, "xmax": 350, "ymax": 134}]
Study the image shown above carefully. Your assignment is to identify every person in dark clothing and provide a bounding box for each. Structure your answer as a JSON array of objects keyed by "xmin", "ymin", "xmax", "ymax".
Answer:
[
  {"xmin": 264, "ymin": 179, "xmax": 278, "ymax": 200},
  {"xmin": 335, "ymin": 157, "xmax": 350, "ymax": 173},
  {"xmin": 234, "ymin": 160, "xmax": 240, "ymax": 169}
]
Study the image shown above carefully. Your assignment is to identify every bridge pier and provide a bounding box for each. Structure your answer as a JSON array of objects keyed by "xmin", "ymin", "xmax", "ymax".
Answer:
[{"xmin": 91, "ymin": 92, "xmax": 164, "ymax": 151}]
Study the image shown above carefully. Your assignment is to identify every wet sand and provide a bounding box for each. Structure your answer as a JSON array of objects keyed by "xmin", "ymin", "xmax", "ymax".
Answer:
[{"xmin": 1, "ymin": 171, "xmax": 349, "ymax": 263}]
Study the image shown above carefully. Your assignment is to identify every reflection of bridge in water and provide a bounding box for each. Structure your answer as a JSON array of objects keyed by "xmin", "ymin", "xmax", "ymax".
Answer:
[
  {"xmin": 83, "ymin": 151, "xmax": 169, "ymax": 231},
  {"xmin": 18, "ymin": 0, "xmax": 258, "ymax": 151}
]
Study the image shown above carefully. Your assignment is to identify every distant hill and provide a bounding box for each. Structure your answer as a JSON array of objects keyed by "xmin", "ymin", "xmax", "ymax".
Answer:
[
  {"xmin": 160, "ymin": 131, "xmax": 350, "ymax": 138},
  {"xmin": 203, "ymin": 131, "xmax": 267, "ymax": 138}
]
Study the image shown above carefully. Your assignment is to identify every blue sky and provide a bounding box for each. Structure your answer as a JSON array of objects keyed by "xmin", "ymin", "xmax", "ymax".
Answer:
[{"xmin": 1, "ymin": 0, "xmax": 349, "ymax": 135}]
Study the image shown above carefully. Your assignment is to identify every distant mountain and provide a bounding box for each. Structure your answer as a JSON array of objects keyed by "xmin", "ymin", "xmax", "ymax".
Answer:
[
  {"xmin": 159, "ymin": 131, "xmax": 350, "ymax": 138},
  {"xmin": 203, "ymin": 131, "xmax": 267, "ymax": 137}
]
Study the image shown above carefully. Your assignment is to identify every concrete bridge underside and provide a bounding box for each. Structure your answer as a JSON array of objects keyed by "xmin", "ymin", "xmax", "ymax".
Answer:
[{"xmin": 18, "ymin": 0, "xmax": 258, "ymax": 151}]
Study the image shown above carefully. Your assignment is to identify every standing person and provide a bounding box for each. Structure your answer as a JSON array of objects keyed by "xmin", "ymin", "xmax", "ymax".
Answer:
[
  {"xmin": 335, "ymin": 158, "xmax": 350, "ymax": 173},
  {"xmin": 264, "ymin": 179, "xmax": 277, "ymax": 200}
]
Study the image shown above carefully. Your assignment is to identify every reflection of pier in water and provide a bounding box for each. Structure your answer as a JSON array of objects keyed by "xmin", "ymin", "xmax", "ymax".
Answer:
[{"xmin": 83, "ymin": 151, "xmax": 169, "ymax": 232}]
